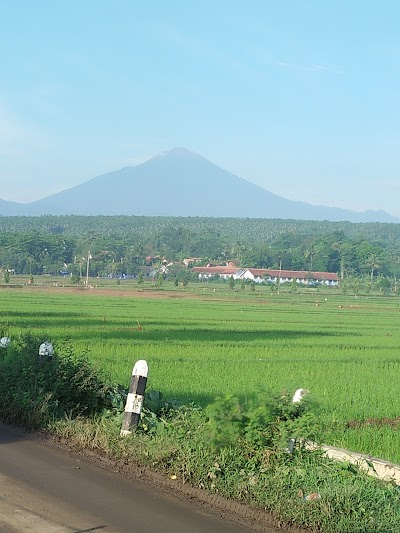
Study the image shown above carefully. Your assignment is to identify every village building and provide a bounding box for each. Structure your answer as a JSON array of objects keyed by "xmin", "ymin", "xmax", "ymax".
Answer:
[
  {"xmin": 182, "ymin": 257, "xmax": 203, "ymax": 267},
  {"xmin": 191, "ymin": 266, "xmax": 239, "ymax": 280},
  {"xmin": 191, "ymin": 266, "xmax": 340, "ymax": 286}
]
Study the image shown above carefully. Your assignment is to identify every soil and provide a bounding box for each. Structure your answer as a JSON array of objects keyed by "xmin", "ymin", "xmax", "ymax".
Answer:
[
  {"xmin": 346, "ymin": 417, "xmax": 400, "ymax": 429},
  {"xmin": 27, "ymin": 285, "xmax": 203, "ymax": 299}
]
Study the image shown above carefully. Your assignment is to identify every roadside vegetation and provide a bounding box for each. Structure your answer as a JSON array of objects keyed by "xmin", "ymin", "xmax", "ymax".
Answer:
[
  {"xmin": 1, "ymin": 283, "xmax": 400, "ymax": 531},
  {"xmin": 1, "ymin": 282, "xmax": 400, "ymax": 462},
  {"xmin": 1, "ymin": 330, "xmax": 400, "ymax": 533}
]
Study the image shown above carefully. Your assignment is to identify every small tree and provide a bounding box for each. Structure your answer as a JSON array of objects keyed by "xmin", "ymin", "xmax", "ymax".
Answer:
[
  {"xmin": 181, "ymin": 271, "xmax": 190, "ymax": 287},
  {"xmin": 138, "ymin": 272, "xmax": 144, "ymax": 284},
  {"xmin": 377, "ymin": 276, "xmax": 391, "ymax": 295},
  {"xmin": 228, "ymin": 276, "xmax": 235, "ymax": 290},
  {"xmin": 3, "ymin": 270, "xmax": 10, "ymax": 284},
  {"xmin": 70, "ymin": 273, "xmax": 80, "ymax": 285}
]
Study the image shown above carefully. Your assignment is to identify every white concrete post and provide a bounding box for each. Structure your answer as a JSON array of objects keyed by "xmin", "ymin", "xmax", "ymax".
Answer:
[
  {"xmin": 120, "ymin": 360, "xmax": 148, "ymax": 436},
  {"xmin": 287, "ymin": 388, "xmax": 310, "ymax": 453},
  {"xmin": 0, "ymin": 337, "xmax": 10, "ymax": 348},
  {"xmin": 292, "ymin": 388, "xmax": 309, "ymax": 403},
  {"xmin": 39, "ymin": 342, "xmax": 54, "ymax": 359}
]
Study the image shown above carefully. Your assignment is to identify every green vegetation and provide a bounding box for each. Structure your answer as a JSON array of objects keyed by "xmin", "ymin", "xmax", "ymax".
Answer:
[
  {"xmin": 1, "ymin": 216, "xmax": 400, "ymax": 286},
  {"xmin": 1, "ymin": 318, "xmax": 400, "ymax": 533},
  {"xmin": 0, "ymin": 333, "xmax": 111, "ymax": 427},
  {"xmin": 0, "ymin": 282, "xmax": 400, "ymax": 463}
]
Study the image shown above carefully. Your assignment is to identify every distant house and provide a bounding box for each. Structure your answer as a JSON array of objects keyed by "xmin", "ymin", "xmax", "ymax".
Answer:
[
  {"xmin": 145, "ymin": 255, "xmax": 160, "ymax": 265},
  {"xmin": 192, "ymin": 266, "xmax": 240, "ymax": 280},
  {"xmin": 183, "ymin": 257, "xmax": 202, "ymax": 268},
  {"xmin": 239, "ymin": 269, "xmax": 339, "ymax": 286},
  {"xmin": 192, "ymin": 266, "xmax": 340, "ymax": 286}
]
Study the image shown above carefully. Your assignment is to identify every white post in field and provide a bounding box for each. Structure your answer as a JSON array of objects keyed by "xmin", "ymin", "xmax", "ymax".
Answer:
[
  {"xmin": 39, "ymin": 341, "xmax": 54, "ymax": 360},
  {"xmin": 0, "ymin": 337, "xmax": 10, "ymax": 348}
]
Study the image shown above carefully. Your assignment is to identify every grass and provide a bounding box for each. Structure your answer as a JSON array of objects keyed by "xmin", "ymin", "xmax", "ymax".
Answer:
[{"xmin": 1, "ymin": 278, "xmax": 400, "ymax": 462}]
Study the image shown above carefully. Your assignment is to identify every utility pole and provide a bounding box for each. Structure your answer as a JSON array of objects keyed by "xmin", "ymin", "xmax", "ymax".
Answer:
[{"xmin": 85, "ymin": 251, "xmax": 92, "ymax": 287}]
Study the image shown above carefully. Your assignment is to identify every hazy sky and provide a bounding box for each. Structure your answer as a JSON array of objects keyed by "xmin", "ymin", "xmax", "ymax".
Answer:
[{"xmin": 1, "ymin": 1, "xmax": 400, "ymax": 215}]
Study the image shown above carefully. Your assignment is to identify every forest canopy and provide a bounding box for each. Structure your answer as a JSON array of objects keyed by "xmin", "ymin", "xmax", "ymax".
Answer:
[{"xmin": 0, "ymin": 215, "xmax": 397, "ymax": 281}]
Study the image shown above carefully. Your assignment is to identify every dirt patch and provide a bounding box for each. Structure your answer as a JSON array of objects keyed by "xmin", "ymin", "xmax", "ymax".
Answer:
[
  {"xmin": 26, "ymin": 285, "xmax": 202, "ymax": 299},
  {"xmin": 346, "ymin": 417, "xmax": 400, "ymax": 429}
]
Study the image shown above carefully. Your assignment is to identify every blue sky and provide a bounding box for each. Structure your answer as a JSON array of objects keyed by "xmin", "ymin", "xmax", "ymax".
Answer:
[{"xmin": 1, "ymin": 1, "xmax": 400, "ymax": 215}]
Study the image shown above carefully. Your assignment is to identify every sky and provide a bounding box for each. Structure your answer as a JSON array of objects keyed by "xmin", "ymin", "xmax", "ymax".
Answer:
[{"xmin": 1, "ymin": 1, "xmax": 400, "ymax": 215}]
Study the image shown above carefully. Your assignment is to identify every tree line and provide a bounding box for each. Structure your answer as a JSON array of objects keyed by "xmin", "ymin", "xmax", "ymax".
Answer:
[{"xmin": 0, "ymin": 216, "xmax": 398, "ymax": 285}]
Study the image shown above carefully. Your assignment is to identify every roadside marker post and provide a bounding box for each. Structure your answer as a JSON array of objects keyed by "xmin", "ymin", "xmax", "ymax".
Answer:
[
  {"xmin": 292, "ymin": 388, "xmax": 308, "ymax": 403},
  {"xmin": 287, "ymin": 388, "xmax": 310, "ymax": 454},
  {"xmin": 39, "ymin": 341, "xmax": 54, "ymax": 360},
  {"xmin": 0, "ymin": 337, "xmax": 10, "ymax": 348},
  {"xmin": 120, "ymin": 359, "xmax": 148, "ymax": 436}
]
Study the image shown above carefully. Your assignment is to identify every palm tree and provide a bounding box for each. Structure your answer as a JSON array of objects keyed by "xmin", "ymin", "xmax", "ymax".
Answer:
[
  {"xmin": 304, "ymin": 244, "xmax": 316, "ymax": 271},
  {"xmin": 230, "ymin": 241, "xmax": 246, "ymax": 266},
  {"xmin": 366, "ymin": 254, "xmax": 381, "ymax": 283},
  {"xmin": 331, "ymin": 242, "xmax": 344, "ymax": 280}
]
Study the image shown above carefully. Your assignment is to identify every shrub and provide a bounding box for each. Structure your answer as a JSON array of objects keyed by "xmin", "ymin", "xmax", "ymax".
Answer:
[
  {"xmin": 0, "ymin": 334, "xmax": 111, "ymax": 427},
  {"xmin": 70, "ymin": 273, "xmax": 80, "ymax": 284},
  {"xmin": 205, "ymin": 389, "xmax": 320, "ymax": 452}
]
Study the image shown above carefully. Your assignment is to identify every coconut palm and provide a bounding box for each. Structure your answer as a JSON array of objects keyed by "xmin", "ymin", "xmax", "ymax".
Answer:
[{"xmin": 366, "ymin": 254, "xmax": 381, "ymax": 283}]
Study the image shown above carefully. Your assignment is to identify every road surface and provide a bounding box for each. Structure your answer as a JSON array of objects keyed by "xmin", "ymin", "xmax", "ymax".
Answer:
[{"xmin": 0, "ymin": 423, "xmax": 286, "ymax": 533}]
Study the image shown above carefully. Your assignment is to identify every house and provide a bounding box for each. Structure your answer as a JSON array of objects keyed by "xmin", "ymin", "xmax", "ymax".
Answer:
[
  {"xmin": 192, "ymin": 266, "xmax": 240, "ymax": 280},
  {"xmin": 183, "ymin": 258, "xmax": 202, "ymax": 267},
  {"xmin": 237, "ymin": 269, "xmax": 339, "ymax": 286},
  {"xmin": 192, "ymin": 266, "xmax": 340, "ymax": 286}
]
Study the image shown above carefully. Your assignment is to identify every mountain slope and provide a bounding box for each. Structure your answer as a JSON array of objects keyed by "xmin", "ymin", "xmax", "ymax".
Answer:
[
  {"xmin": 0, "ymin": 199, "xmax": 28, "ymax": 216},
  {"xmin": 2, "ymin": 148, "xmax": 399, "ymax": 222}
]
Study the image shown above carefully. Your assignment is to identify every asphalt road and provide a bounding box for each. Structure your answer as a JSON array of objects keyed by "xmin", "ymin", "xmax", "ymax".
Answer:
[{"xmin": 0, "ymin": 423, "xmax": 284, "ymax": 533}]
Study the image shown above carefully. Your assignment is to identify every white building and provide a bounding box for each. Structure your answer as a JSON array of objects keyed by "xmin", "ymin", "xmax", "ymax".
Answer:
[{"xmin": 192, "ymin": 267, "xmax": 340, "ymax": 286}]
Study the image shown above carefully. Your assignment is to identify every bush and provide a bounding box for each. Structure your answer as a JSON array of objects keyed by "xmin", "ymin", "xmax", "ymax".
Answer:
[
  {"xmin": 205, "ymin": 389, "xmax": 319, "ymax": 452},
  {"xmin": 70, "ymin": 273, "xmax": 80, "ymax": 284},
  {"xmin": 0, "ymin": 334, "xmax": 111, "ymax": 427}
]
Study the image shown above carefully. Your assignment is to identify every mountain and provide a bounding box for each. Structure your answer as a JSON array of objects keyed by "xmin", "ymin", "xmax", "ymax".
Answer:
[
  {"xmin": 1, "ymin": 148, "xmax": 399, "ymax": 222},
  {"xmin": 0, "ymin": 198, "xmax": 26, "ymax": 216}
]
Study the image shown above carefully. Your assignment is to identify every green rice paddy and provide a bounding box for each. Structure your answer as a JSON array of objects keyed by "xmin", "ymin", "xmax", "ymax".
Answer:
[{"xmin": 2, "ymin": 280, "xmax": 400, "ymax": 463}]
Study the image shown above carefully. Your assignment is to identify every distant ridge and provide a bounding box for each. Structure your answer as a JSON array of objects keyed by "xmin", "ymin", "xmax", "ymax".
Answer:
[{"xmin": 0, "ymin": 148, "xmax": 398, "ymax": 223}]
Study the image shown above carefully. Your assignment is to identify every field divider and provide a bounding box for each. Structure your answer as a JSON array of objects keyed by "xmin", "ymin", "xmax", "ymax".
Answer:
[{"xmin": 303, "ymin": 441, "xmax": 400, "ymax": 484}]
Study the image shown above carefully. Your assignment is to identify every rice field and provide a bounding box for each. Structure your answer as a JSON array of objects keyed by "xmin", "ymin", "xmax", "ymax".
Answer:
[{"xmin": 1, "ymin": 280, "xmax": 400, "ymax": 463}]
